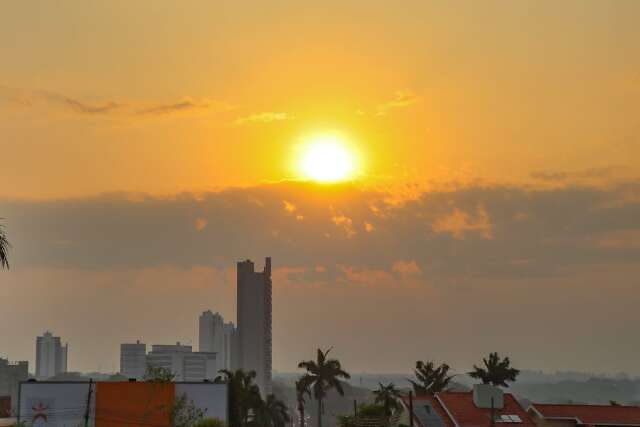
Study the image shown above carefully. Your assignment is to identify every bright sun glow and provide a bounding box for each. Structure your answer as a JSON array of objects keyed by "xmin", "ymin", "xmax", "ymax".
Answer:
[{"xmin": 298, "ymin": 135, "xmax": 356, "ymax": 182}]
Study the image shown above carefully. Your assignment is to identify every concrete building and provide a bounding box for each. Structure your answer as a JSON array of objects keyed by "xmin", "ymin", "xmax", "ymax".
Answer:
[
  {"xmin": 236, "ymin": 257, "xmax": 272, "ymax": 395},
  {"xmin": 199, "ymin": 310, "xmax": 236, "ymax": 371},
  {"xmin": 35, "ymin": 331, "xmax": 67, "ymax": 379},
  {"xmin": 0, "ymin": 357, "xmax": 28, "ymax": 414},
  {"xmin": 146, "ymin": 343, "xmax": 218, "ymax": 381},
  {"xmin": 120, "ymin": 340, "xmax": 147, "ymax": 379}
]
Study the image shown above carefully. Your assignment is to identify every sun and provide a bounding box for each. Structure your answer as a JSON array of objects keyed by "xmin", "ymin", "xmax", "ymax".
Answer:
[{"xmin": 297, "ymin": 134, "xmax": 357, "ymax": 182}]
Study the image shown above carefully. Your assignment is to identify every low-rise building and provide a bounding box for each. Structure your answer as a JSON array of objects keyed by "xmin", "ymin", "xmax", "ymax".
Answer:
[
  {"xmin": 146, "ymin": 343, "xmax": 218, "ymax": 381},
  {"xmin": 0, "ymin": 358, "xmax": 28, "ymax": 415},
  {"xmin": 528, "ymin": 403, "xmax": 640, "ymax": 427},
  {"xmin": 18, "ymin": 380, "xmax": 228, "ymax": 426}
]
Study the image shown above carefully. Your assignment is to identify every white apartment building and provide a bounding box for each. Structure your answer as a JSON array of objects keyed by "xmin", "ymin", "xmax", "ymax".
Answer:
[
  {"xmin": 35, "ymin": 331, "xmax": 68, "ymax": 379},
  {"xmin": 199, "ymin": 310, "xmax": 236, "ymax": 371},
  {"xmin": 146, "ymin": 343, "xmax": 218, "ymax": 381}
]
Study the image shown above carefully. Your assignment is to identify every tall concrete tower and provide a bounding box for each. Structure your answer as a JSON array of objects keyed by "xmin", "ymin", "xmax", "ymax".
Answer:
[{"xmin": 236, "ymin": 257, "xmax": 272, "ymax": 395}]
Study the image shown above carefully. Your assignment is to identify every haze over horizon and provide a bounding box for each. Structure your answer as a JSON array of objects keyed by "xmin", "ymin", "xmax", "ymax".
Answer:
[{"xmin": 1, "ymin": 1, "xmax": 639, "ymax": 377}]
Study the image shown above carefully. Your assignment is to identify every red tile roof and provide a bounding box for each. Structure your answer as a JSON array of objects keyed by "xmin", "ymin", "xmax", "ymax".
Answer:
[
  {"xmin": 401, "ymin": 394, "xmax": 456, "ymax": 427},
  {"xmin": 437, "ymin": 392, "xmax": 537, "ymax": 427},
  {"xmin": 403, "ymin": 392, "xmax": 536, "ymax": 427},
  {"xmin": 530, "ymin": 404, "xmax": 640, "ymax": 426}
]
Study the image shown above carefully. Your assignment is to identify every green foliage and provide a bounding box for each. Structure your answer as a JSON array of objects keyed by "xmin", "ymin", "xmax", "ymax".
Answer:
[
  {"xmin": 357, "ymin": 403, "xmax": 387, "ymax": 419},
  {"xmin": 468, "ymin": 352, "xmax": 520, "ymax": 387},
  {"xmin": 409, "ymin": 360, "xmax": 454, "ymax": 395},
  {"xmin": 171, "ymin": 393, "xmax": 206, "ymax": 427},
  {"xmin": 298, "ymin": 348, "xmax": 351, "ymax": 427},
  {"xmin": 144, "ymin": 365, "xmax": 176, "ymax": 383},
  {"xmin": 337, "ymin": 414, "xmax": 357, "ymax": 427},
  {"xmin": 214, "ymin": 369, "xmax": 262, "ymax": 427},
  {"xmin": 0, "ymin": 220, "xmax": 10, "ymax": 270},
  {"xmin": 252, "ymin": 394, "xmax": 291, "ymax": 427},
  {"xmin": 373, "ymin": 382, "xmax": 403, "ymax": 417},
  {"xmin": 193, "ymin": 418, "xmax": 227, "ymax": 427}
]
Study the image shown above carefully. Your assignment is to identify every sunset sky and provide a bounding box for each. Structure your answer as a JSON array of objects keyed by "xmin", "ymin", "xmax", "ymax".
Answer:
[{"xmin": 1, "ymin": 1, "xmax": 639, "ymax": 375}]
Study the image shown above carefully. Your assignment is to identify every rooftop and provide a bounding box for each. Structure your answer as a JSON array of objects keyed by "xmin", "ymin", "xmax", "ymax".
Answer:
[
  {"xmin": 403, "ymin": 392, "xmax": 536, "ymax": 427},
  {"xmin": 530, "ymin": 403, "xmax": 640, "ymax": 426}
]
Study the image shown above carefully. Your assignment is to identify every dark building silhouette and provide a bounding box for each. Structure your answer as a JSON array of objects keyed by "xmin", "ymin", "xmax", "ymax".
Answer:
[{"xmin": 236, "ymin": 257, "xmax": 272, "ymax": 395}]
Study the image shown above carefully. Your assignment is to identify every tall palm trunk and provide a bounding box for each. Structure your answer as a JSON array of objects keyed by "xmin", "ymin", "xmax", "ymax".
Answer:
[
  {"xmin": 317, "ymin": 398, "xmax": 322, "ymax": 427},
  {"xmin": 299, "ymin": 404, "xmax": 305, "ymax": 427}
]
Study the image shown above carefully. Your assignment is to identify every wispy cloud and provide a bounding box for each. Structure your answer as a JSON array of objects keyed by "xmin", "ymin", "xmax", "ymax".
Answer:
[
  {"xmin": 135, "ymin": 98, "xmax": 215, "ymax": 116},
  {"xmin": 39, "ymin": 91, "xmax": 124, "ymax": 115},
  {"xmin": 0, "ymin": 85, "xmax": 228, "ymax": 117},
  {"xmin": 234, "ymin": 111, "xmax": 293, "ymax": 126},
  {"xmin": 375, "ymin": 91, "xmax": 420, "ymax": 116}
]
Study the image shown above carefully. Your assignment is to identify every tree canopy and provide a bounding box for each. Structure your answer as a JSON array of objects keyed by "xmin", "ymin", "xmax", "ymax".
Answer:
[{"xmin": 468, "ymin": 352, "xmax": 520, "ymax": 387}]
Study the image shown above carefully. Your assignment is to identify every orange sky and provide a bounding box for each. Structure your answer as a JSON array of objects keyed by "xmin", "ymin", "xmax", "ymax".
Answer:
[
  {"xmin": 1, "ymin": 1, "xmax": 639, "ymax": 197},
  {"xmin": 1, "ymin": 1, "xmax": 640, "ymax": 375}
]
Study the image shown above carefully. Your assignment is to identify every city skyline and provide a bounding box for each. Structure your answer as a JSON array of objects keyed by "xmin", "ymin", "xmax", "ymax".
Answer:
[{"xmin": 1, "ymin": 0, "xmax": 640, "ymax": 377}]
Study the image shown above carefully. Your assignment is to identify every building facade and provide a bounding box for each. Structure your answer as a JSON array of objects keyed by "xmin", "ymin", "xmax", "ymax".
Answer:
[
  {"xmin": 236, "ymin": 257, "xmax": 272, "ymax": 395},
  {"xmin": 199, "ymin": 310, "xmax": 236, "ymax": 371},
  {"xmin": 146, "ymin": 343, "xmax": 218, "ymax": 381},
  {"xmin": 0, "ymin": 357, "xmax": 28, "ymax": 414},
  {"xmin": 120, "ymin": 340, "xmax": 147, "ymax": 379},
  {"xmin": 35, "ymin": 331, "xmax": 67, "ymax": 379}
]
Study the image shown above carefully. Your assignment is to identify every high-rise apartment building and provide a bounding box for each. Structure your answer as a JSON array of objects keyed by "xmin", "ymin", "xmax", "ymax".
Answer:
[
  {"xmin": 120, "ymin": 340, "xmax": 147, "ymax": 379},
  {"xmin": 199, "ymin": 310, "xmax": 236, "ymax": 371},
  {"xmin": 236, "ymin": 257, "xmax": 272, "ymax": 395},
  {"xmin": 35, "ymin": 331, "xmax": 67, "ymax": 379}
]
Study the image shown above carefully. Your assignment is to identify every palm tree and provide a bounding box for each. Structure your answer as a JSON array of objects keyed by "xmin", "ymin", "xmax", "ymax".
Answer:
[
  {"xmin": 252, "ymin": 394, "xmax": 290, "ymax": 427},
  {"xmin": 215, "ymin": 369, "xmax": 262, "ymax": 427},
  {"xmin": 468, "ymin": 352, "xmax": 519, "ymax": 387},
  {"xmin": 408, "ymin": 360, "xmax": 454, "ymax": 395},
  {"xmin": 373, "ymin": 382, "xmax": 402, "ymax": 417},
  {"xmin": 298, "ymin": 348, "xmax": 351, "ymax": 427},
  {"xmin": 0, "ymin": 221, "xmax": 10, "ymax": 269},
  {"xmin": 295, "ymin": 376, "xmax": 312, "ymax": 427}
]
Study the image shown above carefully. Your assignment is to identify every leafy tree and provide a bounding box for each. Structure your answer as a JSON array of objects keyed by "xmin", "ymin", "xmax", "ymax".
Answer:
[
  {"xmin": 171, "ymin": 393, "xmax": 206, "ymax": 427},
  {"xmin": 468, "ymin": 352, "xmax": 520, "ymax": 387},
  {"xmin": 298, "ymin": 348, "xmax": 351, "ymax": 427},
  {"xmin": 356, "ymin": 403, "xmax": 387, "ymax": 419},
  {"xmin": 0, "ymin": 221, "xmax": 10, "ymax": 269},
  {"xmin": 214, "ymin": 369, "xmax": 262, "ymax": 427},
  {"xmin": 373, "ymin": 383, "xmax": 403, "ymax": 417},
  {"xmin": 295, "ymin": 376, "xmax": 312, "ymax": 427},
  {"xmin": 408, "ymin": 361, "xmax": 454, "ymax": 395},
  {"xmin": 144, "ymin": 365, "xmax": 176, "ymax": 383},
  {"xmin": 252, "ymin": 394, "xmax": 290, "ymax": 427}
]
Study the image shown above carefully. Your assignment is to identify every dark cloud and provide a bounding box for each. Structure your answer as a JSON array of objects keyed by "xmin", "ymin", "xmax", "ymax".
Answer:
[
  {"xmin": 2, "ymin": 180, "xmax": 639, "ymax": 285},
  {"xmin": 530, "ymin": 167, "xmax": 621, "ymax": 182}
]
